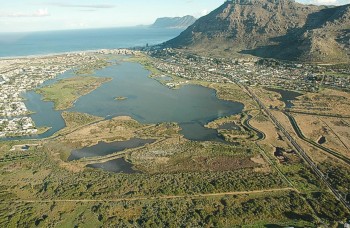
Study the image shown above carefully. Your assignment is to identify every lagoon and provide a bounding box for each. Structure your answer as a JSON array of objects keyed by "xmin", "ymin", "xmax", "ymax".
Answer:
[{"xmin": 21, "ymin": 60, "xmax": 244, "ymax": 141}]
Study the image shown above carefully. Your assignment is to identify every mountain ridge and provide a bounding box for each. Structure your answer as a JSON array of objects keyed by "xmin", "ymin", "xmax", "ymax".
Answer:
[
  {"xmin": 151, "ymin": 15, "xmax": 196, "ymax": 29},
  {"xmin": 164, "ymin": 0, "xmax": 350, "ymax": 63}
]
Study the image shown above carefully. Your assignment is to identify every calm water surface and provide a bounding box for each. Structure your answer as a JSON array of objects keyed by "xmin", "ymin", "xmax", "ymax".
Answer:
[
  {"xmin": 267, "ymin": 88, "xmax": 303, "ymax": 108},
  {"xmin": 0, "ymin": 27, "xmax": 182, "ymax": 57},
  {"xmin": 5, "ymin": 61, "xmax": 244, "ymax": 142},
  {"xmin": 19, "ymin": 60, "xmax": 245, "ymax": 172},
  {"xmin": 18, "ymin": 61, "xmax": 244, "ymax": 141},
  {"xmin": 68, "ymin": 138, "xmax": 156, "ymax": 161},
  {"xmin": 70, "ymin": 62, "xmax": 244, "ymax": 140},
  {"xmin": 87, "ymin": 158, "xmax": 140, "ymax": 174}
]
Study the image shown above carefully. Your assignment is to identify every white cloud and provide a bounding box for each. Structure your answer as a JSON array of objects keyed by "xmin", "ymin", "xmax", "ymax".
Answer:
[{"xmin": 0, "ymin": 8, "xmax": 50, "ymax": 17}]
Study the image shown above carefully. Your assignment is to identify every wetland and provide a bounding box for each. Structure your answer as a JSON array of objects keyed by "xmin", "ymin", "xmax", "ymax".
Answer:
[{"xmin": 21, "ymin": 59, "xmax": 244, "ymax": 141}]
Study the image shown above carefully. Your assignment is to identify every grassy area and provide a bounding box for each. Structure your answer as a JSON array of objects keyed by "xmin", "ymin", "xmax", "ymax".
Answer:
[
  {"xmin": 292, "ymin": 88, "xmax": 350, "ymax": 117},
  {"xmin": 36, "ymin": 126, "xmax": 51, "ymax": 135},
  {"xmin": 74, "ymin": 59, "xmax": 111, "ymax": 75},
  {"xmin": 326, "ymin": 72, "xmax": 350, "ymax": 77},
  {"xmin": 61, "ymin": 111, "xmax": 104, "ymax": 129},
  {"xmin": 194, "ymin": 81, "xmax": 258, "ymax": 111},
  {"xmin": 36, "ymin": 76, "xmax": 111, "ymax": 110},
  {"xmin": 51, "ymin": 111, "xmax": 104, "ymax": 140},
  {"xmin": 0, "ymin": 109, "xmax": 349, "ymax": 226},
  {"xmin": 0, "ymin": 191, "xmax": 318, "ymax": 227},
  {"xmin": 1, "ymin": 53, "xmax": 350, "ymax": 226},
  {"xmin": 126, "ymin": 53, "xmax": 163, "ymax": 78}
]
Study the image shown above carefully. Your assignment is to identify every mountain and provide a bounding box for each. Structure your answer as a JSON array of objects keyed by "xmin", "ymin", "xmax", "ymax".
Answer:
[
  {"xmin": 151, "ymin": 15, "xmax": 196, "ymax": 29},
  {"xmin": 164, "ymin": 0, "xmax": 350, "ymax": 63}
]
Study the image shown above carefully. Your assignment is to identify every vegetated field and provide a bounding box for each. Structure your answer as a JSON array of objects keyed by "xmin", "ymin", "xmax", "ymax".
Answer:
[
  {"xmin": 73, "ymin": 58, "xmax": 111, "ymax": 75},
  {"xmin": 197, "ymin": 81, "xmax": 258, "ymax": 111},
  {"xmin": 291, "ymin": 88, "xmax": 350, "ymax": 117},
  {"xmin": 250, "ymin": 86, "xmax": 350, "ymax": 221},
  {"xmin": 1, "ymin": 57, "xmax": 350, "ymax": 226},
  {"xmin": 55, "ymin": 111, "xmax": 104, "ymax": 137},
  {"xmin": 126, "ymin": 53, "xmax": 163, "ymax": 78},
  {"xmin": 1, "ymin": 111, "xmax": 349, "ymax": 227},
  {"xmin": 36, "ymin": 76, "xmax": 111, "ymax": 110},
  {"xmin": 325, "ymin": 71, "xmax": 350, "ymax": 78},
  {"xmin": 0, "ymin": 190, "xmax": 316, "ymax": 227},
  {"xmin": 292, "ymin": 113, "xmax": 350, "ymax": 157},
  {"xmin": 251, "ymin": 86, "xmax": 285, "ymax": 109}
]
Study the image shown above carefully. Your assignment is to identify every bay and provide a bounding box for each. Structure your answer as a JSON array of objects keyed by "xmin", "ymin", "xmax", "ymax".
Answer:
[{"xmin": 0, "ymin": 27, "xmax": 182, "ymax": 58}]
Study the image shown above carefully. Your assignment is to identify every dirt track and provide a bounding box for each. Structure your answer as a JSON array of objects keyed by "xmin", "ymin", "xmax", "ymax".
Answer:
[{"xmin": 7, "ymin": 188, "xmax": 296, "ymax": 204}]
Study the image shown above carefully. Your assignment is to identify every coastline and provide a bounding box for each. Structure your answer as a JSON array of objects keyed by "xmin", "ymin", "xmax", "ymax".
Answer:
[
  {"xmin": 0, "ymin": 27, "xmax": 184, "ymax": 60},
  {"xmin": 0, "ymin": 48, "xmax": 134, "ymax": 60}
]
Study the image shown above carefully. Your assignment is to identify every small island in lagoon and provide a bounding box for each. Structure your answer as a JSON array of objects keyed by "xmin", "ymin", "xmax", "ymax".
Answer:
[{"xmin": 115, "ymin": 96, "xmax": 128, "ymax": 101}]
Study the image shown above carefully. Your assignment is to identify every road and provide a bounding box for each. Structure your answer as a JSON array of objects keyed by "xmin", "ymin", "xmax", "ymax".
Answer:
[
  {"xmin": 243, "ymin": 85, "xmax": 350, "ymax": 211},
  {"xmin": 6, "ymin": 188, "xmax": 296, "ymax": 204}
]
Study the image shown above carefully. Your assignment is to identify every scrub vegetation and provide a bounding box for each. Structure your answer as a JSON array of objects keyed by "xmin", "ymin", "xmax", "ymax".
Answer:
[{"xmin": 36, "ymin": 76, "xmax": 111, "ymax": 110}]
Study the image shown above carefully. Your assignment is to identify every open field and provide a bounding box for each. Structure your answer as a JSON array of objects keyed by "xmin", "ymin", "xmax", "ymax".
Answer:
[
  {"xmin": 73, "ymin": 58, "xmax": 111, "ymax": 75},
  {"xmin": 1, "ymin": 109, "xmax": 349, "ymax": 226},
  {"xmin": 1, "ymin": 54, "xmax": 350, "ymax": 226},
  {"xmin": 250, "ymin": 86, "xmax": 350, "ymax": 220},
  {"xmin": 195, "ymin": 82, "xmax": 258, "ymax": 111},
  {"xmin": 36, "ymin": 76, "xmax": 111, "ymax": 110},
  {"xmin": 0, "ymin": 190, "xmax": 317, "ymax": 227},
  {"xmin": 251, "ymin": 87, "xmax": 285, "ymax": 109},
  {"xmin": 293, "ymin": 113, "xmax": 350, "ymax": 157},
  {"xmin": 291, "ymin": 88, "xmax": 350, "ymax": 117}
]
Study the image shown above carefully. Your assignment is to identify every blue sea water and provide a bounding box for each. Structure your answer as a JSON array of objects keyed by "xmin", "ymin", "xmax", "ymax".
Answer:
[{"xmin": 0, "ymin": 27, "xmax": 182, "ymax": 58}]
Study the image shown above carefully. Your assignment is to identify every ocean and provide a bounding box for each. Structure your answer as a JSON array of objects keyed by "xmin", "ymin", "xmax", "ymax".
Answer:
[{"xmin": 0, "ymin": 27, "xmax": 182, "ymax": 58}]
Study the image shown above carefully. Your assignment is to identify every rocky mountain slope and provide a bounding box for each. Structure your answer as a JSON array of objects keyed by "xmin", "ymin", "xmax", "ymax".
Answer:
[
  {"xmin": 164, "ymin": 0, "xmax": 350, "ymax": 63},
  {"xmin": 151, "ymin": 15, "xmax": 196, "ymax": 29}
]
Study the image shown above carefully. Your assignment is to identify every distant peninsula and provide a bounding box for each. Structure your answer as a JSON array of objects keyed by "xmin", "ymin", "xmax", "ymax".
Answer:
[{"xmin": 151, "ymin": 15, "xmax": 196, "ymax": 29}]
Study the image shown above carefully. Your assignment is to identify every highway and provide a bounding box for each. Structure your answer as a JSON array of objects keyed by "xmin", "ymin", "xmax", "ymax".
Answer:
[{"xmin": 243, "ymin": 85, "xmax": 350, "ymax": 211}]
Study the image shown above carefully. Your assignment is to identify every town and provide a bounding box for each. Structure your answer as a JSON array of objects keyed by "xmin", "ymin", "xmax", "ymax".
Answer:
[
  {"xmin": 148, "ymin": 48, "xmax": 350, "ymax": 91},
  {"xmin": 0, "ymin": 48, "xmax": 348, "ymax": 138},
  {"xmin": 0, "ymin": 49, "xmax": 139, "ymax": 138}
]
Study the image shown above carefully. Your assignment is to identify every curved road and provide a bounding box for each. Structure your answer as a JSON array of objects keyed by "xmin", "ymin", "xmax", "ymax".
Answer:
[
  {"xmin": 284, "ymin": 111, "xmax": 350, "ymax": 165},
  {"xmin": 242, "ymin": 113, "xmax": 266, "ymax": 141},
  {"xmin": 243, "ymin": 85, "xmax": 350, "ymax": 211}
]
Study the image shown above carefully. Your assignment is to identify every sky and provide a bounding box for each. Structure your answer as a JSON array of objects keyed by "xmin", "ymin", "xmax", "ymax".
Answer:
[{"xmin": 0, "ymin": 0, "xmax": 349, "ymax": 33}]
